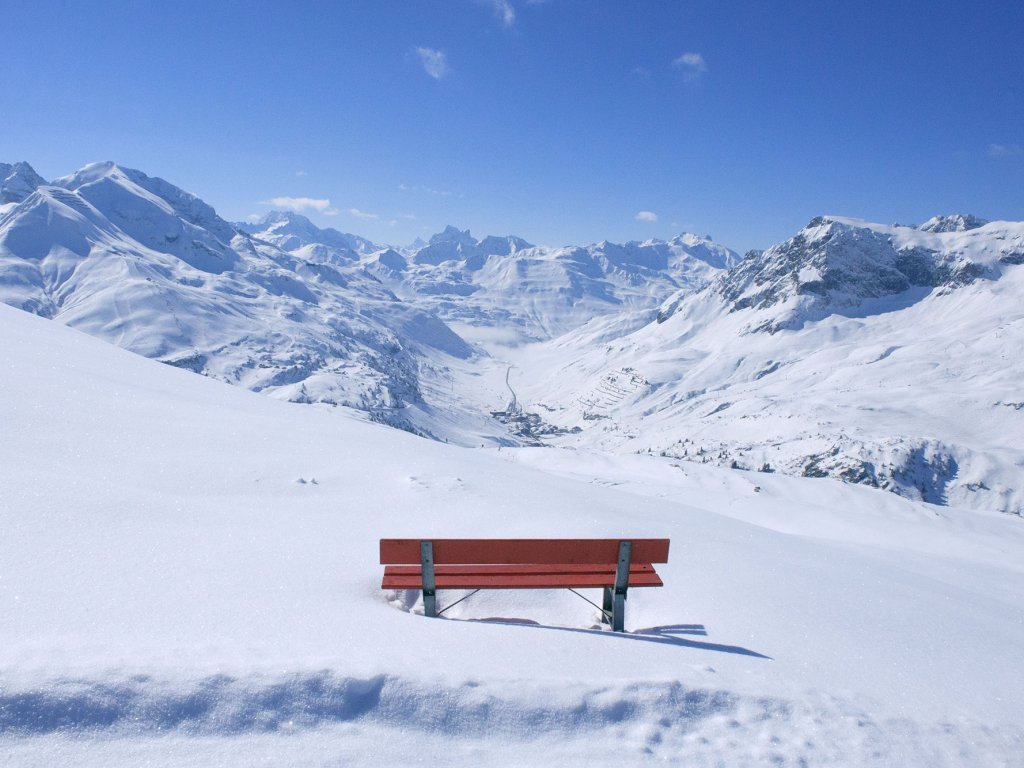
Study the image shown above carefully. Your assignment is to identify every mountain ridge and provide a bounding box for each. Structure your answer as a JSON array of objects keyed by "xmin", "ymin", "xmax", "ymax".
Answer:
[{"xmin": 1, "ymin": 159, "xmax": 1020, "ymax": 513}]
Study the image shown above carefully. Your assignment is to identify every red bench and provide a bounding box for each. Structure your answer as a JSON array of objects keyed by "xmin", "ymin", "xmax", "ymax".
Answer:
[{"xmin": 379, "ymin": 538, "xmax": 670, "ymax": 632}]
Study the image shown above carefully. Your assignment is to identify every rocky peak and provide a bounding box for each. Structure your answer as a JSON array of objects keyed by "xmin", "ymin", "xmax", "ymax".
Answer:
[
  {"xmin": 716, "ymin": 216, "xmax": 990, "ymax": 332},
  {"xmin": 429, "ymin": 225, "xmax": 476, "ymax": 247},
  {"xmin": 478, "ymin": 234, "xmax": 533, "ymax": 255},
  {"xmin": 918, "ymin": 214, "xmax": 989, "ymax": 233},
  {"xmin": 0, "ymin": 161, "xmax": 47, "ymax": 205}
]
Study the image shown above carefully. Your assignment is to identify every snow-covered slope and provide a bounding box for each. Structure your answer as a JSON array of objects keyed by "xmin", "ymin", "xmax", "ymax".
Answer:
[
  {"xmin": 0, "ymin": 160, "xmax": 739, "ymax": 445},
  {"xmin": 0, "ymin": 161, "xmax": 489, "ymax": 438},
  {"xmin": 513, "ymin": 216, "xmax": 1024, "ymax": 514},
  {"xmin": 2, "ymin": 160, "xmax": 1022, "ymax": 516},
  {"xmin": 2, "ymin": 302, "xmax": 1023, "ymax": 766}
]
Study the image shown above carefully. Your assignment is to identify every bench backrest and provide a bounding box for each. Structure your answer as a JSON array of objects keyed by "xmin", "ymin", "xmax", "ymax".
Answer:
[{"xmin": 379, "ymin": 538, "xmax": 670, "ymax": 565}]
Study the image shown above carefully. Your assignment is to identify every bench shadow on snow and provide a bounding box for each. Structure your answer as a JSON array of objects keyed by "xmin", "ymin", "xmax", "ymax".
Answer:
[{"xmin": 467, "ymin": 618, "xmax": 772, "ymax": 659}]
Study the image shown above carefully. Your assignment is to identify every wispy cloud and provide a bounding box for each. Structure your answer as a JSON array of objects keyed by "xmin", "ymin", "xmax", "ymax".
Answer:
[
  {"xmin": 399, "ymin": 183, "xmax": 455, "ymax": 197},
  {"xmin": 489, "ymin": 0, "xmax": 516, "ymax": 27},
  {"xmin": 295, "ymin": 170, "xmax": 308, "ymax": 177},
  {"xmin": 635, "ymin": 211, "xmax": 658, "ymax": 222},
  {"xmin": 416, "ymin": 47, "xmax": 449, "ymax": 79},
  {"xmin": 673, "ymin": 51, "xmax": 707, "ymax": 81},
  {"xmin": 988, "ymin": 143, "xmax": 1023, "ymax": 158},
  {"xmin": 262, "ymin": 196, "xmax": 338, "ymax": 215},
  {"xmin": 348, "ymin": 208, "xmax": 379, "ymax": 220}
]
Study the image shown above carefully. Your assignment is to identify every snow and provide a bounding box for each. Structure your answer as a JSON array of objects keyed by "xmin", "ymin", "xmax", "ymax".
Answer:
[
  {"xmin": 3, "ymin": 159, "xmax": 1022, "ymax": 515},
  {"xmin": 506, "ymin": 216, "xmax": 1024, "ymax": 515},
  {"xmin": 0, "ymin": 161, "xmax": 739, "ymax": 449},
  {"xmin": 2, "ymin": 303, "xmax": 1024, "ymax": 765},
  {"xmin": 2, "ymin": 159, "xmax": 1024, "ymax": 762}
]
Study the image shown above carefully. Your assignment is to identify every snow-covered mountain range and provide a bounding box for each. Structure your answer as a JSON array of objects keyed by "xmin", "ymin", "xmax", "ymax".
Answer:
[
  {"xmin": 1, "ymin": 160, "xmax": 1021, "ymax": 514},
  {"xmin": 516, "ymin": 215, "xmax": 1024, "ymax": 514}
]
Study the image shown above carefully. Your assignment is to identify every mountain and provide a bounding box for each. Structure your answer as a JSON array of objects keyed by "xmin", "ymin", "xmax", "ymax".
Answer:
[
  {"xmin": 917, "ymin": 213, "xmax": 989, "ymax": 233},
  {"xmin": 0, "ymin": 160, "xmax": 736, "ymax": 446},
  {"xmin": 370, "ymin": 228, "xmax": 739, "ymax": 345},
  {"xmin": 0, "ymin": 161, "xmax": 479, "ymax": 439},
  {"xmin": 510, "ymin": 216, "xmax": 1024, "ymax": 514},
  {"xmin": 238, "ymin": 210, "xmax": 380, "ymax": 258},
  {"xmin": 711, "ymin": 215, "xmax": 1012, "ymax": 333},
  {"xmin": 2, "ymin": 160, "xmax": 1021, "ymax": 514},
  {"xmin": 0, "ymin": 161, "xmax": 47, "ymax": 209}
]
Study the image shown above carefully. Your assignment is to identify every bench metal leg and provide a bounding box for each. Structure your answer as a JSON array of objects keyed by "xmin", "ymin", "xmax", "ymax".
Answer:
[
  {"xmin": 602, "ymin": 587, "xmax": 613, "ymax": 625},
  {"xmin": 421, "ymin": 540, "xmax": 437, "ymax": 618},
  {"xmin": 612, "ymin": 540, "xmax": 631, "ymax": 632}
]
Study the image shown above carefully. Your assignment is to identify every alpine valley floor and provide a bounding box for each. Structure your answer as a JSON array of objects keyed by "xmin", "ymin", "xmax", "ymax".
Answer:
[{"xmin": 2, "ymin": 303, "xmax": 1024, "ymax": 766}]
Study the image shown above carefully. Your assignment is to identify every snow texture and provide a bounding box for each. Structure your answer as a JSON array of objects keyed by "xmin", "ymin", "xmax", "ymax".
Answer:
[
  {"xmin": 1, "ymin": 160, "xmax": 1022, "ymax": 517},
  {"xmin": 2, "ymin": 302, "xmax": 1024, "ymax": 765},
  {"xmin": 2, "ymin": 161, "xmax": 1024, "ymax": 764}
]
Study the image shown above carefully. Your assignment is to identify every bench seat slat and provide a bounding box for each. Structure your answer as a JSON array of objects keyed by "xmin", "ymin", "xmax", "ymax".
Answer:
[
  {"xmin": 382, "ymin": 570, "xmax": 664, "ymax": 590},
  {"xmin": 384, "ymin": 563, "xmax": 657, "ymax": 576}
]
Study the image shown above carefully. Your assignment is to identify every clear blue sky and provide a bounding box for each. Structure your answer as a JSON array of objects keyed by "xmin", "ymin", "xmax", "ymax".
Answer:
[{"xmin": 2, "ymin": 0, "xmax": 1022, "ymax": 252}]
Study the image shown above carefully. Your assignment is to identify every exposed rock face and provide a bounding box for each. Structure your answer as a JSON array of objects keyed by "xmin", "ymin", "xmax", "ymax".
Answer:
[
  {"xmin": 715, "ymin": 216, "xmax": 1013, "ymax": 332},
  {"xmin": 0, "ymin": 162, "xmax": 47, "ymax": 205},
  {"xmin": 918, "ymin": 214, "xmax": 989, "ymax": 233}
]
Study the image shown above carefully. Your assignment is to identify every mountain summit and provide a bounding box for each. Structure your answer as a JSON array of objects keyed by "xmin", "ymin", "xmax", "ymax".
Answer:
[
  {"xmin": 918, "ymin": 213, "xmax": 989, "ymax": 233},
  {"xmin": 0, "ymin": 161, "xmax": 47, "ymax": 207}
]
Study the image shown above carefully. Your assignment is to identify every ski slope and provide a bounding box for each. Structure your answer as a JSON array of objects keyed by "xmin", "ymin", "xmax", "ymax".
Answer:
[{"xmin": 3, "ymin": 303, "xmax": 1023, "ymax": 766}]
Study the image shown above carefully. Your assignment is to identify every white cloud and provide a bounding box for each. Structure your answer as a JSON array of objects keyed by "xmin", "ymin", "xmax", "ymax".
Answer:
[
  {"xmin": 416, "ymin": 47, "xmax": 449, "ymax": 80},
  {"xmin": 988, "ymin": 143, "xmax": 1023, "ymax": 158},
  {"xmin": 673, "ymin": 51, "xmax": 707, "ymax": 81},
  {"xmin": 262, "ymin": 197, "xmax": 339, "ymax": 215},
  {"xmin": 491, "ymin": 0, "xmax": 515, "ymax": 27},
  {"xmin": 244, "ymin": 214, "xmax": 261, "ymax": 224},
  {"xmin": 348, "ymin": 208, "xmax": 379, "ymax": 220},
  {"xmin": 635, "ymin": 211, "xmax": 658, "ymax": 222},
  {"xmin": 295, "ymin": 170, "xmax": 308, "ymax": 177},
  {"xmin": 399, "ymin": 182, "xmax": 453, "ymax": 197}
]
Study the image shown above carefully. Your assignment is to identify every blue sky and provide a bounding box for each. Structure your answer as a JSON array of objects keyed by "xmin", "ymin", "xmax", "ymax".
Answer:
[{"xmin": 2, "ymin": 0, "xmax": 1022, "ymax": 252}]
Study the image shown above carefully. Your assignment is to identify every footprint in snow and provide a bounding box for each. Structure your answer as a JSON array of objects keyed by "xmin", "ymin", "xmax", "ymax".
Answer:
[{"xmin": 407, "ymin": 476, "xmax": 464, "ymax": 491}]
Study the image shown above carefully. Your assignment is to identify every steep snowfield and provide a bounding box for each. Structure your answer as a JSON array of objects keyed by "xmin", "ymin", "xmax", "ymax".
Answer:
[{"xmin": 3, "ymin": 303, "xmax": 1024, "ymax": 766}]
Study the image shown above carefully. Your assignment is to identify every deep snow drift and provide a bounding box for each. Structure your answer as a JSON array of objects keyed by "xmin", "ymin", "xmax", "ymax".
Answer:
[{"xmin": 2, "ymin": 304, "xmax": 1023, "ymax": 766}]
